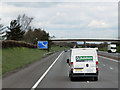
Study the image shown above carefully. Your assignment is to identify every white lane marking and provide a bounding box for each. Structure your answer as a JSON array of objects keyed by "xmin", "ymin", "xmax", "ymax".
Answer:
[
  {"xmin": 87, "ymin": 81, "xmax": 89, "ymax": 83},
  {"xmin": 31, "ymin": 51, "xmax": 64, "ymax": 90},
  {"xmin": 98, "ymin": 56, "xmax": 119, "ymax": 63},
  {"xmin": 110, "ymin": 67, "xmax": 113, "ymax": 70}
]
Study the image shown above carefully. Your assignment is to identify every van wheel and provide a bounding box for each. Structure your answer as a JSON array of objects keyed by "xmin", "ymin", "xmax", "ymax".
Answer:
[
  {"xmin": 69, "ymin": 73, "xmax": 71, "ymax": 77},
  {"xmin": 94, "ymin": 77, "xmax": 98, "ymax": 81},
  {"xmin": 69, "ymin": 72, "xmax": 71, "ymax": 77},
  {"xmin": 70, "ymin": 77, "xmax": 74, "ymax": 81}
]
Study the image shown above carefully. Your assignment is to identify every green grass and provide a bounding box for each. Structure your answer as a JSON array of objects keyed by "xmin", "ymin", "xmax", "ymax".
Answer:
[
  {"xmin": 50, "ymin": 46, "xmax": 70, "ymax": 52},
  {"xmin": 99, "ymin": 46, "xmax": 108, "ymax": 52},
  {"xmin": 116, "ymin": 46, "xmax": 120, "ymax": 53},
  {"xmin": 0, "ymin": 49, "xmax": 2, "ymax": 75},
  {"xmin": 2, "ymin": 46, "xmax": 69, "ymax": 75}
]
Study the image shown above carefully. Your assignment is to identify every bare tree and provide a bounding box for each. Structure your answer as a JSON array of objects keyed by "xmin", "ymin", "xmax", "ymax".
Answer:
[
  {"xmin": 0, "ymin": 19, "xmax": 6, "ymax": 40},
  {"xmin": 17, "ymin": 14, "xmax": 33, "ymax": 32},
  {"xmin": 0, "ymin": 18, "xmax": 3, "ymax": 34},
  {"xmin": 0, "ymin": 24, "xmax": 3, "ymax": 40}
]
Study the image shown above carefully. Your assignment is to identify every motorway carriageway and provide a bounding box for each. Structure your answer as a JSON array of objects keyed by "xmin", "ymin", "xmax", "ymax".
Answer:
[
  {"xmin": 98, "ymin": 51, "xmax": 119, "ymax": 60},
  {"xmin": 2, "ymin": 51, "xmax": 118, "ymax": 89}
]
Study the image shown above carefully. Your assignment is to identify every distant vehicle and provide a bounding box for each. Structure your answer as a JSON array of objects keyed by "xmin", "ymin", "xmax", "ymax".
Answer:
[
  {"xmin": 67, "ymin": 48, "xmax": 99, "ymax": 81},
  {"xmin": 64, "ymin": 49, "xmax": 68, "ymax": 52},
  {"xmin": 108, "ymin": 44, "xmax": 117, "ymax": 53}
]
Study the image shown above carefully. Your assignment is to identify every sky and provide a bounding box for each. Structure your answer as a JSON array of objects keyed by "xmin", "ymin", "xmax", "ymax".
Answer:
[{"xmin": 0, "ymin": 1, "xmax": 118, "ymax": 39}]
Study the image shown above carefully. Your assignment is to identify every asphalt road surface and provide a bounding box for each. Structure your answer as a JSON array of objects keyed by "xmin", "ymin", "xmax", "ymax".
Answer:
[
  {"xmin": 2, "ymin": 51, "xmax": 118, "ymax": 89},
  {"xmin": 98, "ymin": 51, "xmax": 119, "ymax": 59}
]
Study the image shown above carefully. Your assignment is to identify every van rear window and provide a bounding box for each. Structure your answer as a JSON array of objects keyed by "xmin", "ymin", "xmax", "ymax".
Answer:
[
  {"xmin": 76, "ymin": 56, "xmax": 93, "ymax": 62},
  {"xmin": 111, "ymin": 47, "xmax": 116, "ymax": 49}
]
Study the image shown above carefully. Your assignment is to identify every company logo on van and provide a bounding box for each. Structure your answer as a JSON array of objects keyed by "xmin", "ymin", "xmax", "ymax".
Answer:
[{"xmin": 76, "ymin": 56, "xmax": 93, "ymax": 62}]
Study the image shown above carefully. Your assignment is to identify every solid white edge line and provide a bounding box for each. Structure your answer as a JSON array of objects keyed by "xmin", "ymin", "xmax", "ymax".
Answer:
[
  {"xmin": 98, "ymin": 55, "xmax": 119, "ymax": 62},
  {"xmin": 31, "ymin": 51, "xmax": 64, "ymax": 90}
]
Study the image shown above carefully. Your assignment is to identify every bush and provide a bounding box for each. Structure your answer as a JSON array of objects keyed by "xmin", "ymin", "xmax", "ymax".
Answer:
[{"xmin": 1, "ymin": 40, "xmax": 37, "ymax": 48}]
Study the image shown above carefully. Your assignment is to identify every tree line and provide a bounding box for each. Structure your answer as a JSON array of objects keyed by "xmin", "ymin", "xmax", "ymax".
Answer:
[{"xmin": 0, "ymin": 14, "xmax": 50, "ymax": 45}]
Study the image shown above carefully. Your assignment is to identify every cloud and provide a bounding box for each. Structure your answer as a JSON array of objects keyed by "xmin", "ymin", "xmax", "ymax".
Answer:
[
  {"xmin": 88, "ymin": 20, "xmax": 109, "ymax": 28},
  {"xmin": 0, "ymin": 3, "xmax": 29, "ymax": 26},
  {"xmin": 0, "ymin": 2, "xmax": 118, "ymax": 39},
  {"xmin": 1, "ymin": 0, "xmax": 119, "ymax": 2},
  {"xmin": 4, "ymin": 2, "xmax": 59, "ymax": 8},
  {"xmin": 48, "ymin": 29, "xmax": 118, "ymax": 39}
]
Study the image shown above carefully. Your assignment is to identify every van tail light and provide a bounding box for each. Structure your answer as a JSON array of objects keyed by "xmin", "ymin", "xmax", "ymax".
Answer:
[
  {"xmin": 71, "ymin": 62, "xmax": 73, "ymax": 66},
  {"xmin": 96, "ymin": 61, "xmax": 98, "ymax": 70},
  {"xmin": 71, "ymin": 62, "xmax": 73, "ymax": 71},
  {"xmin": 71, "ymin": 68, "xmax": 73, "ymax": 71}
]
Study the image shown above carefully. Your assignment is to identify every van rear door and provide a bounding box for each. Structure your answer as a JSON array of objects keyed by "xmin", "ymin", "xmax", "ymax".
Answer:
[{"xmin": 72, "ymin": 50, "xmax": 97, "ymax": 73}]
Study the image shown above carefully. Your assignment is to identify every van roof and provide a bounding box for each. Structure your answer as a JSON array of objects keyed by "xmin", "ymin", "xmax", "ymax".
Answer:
[
  {"xmin": 70, "ymin": 48, "xmax": 97, "ymax": 58},
  {"xmin": 71, "ymin": 48, "xmax": 97, "ymax": 51}
]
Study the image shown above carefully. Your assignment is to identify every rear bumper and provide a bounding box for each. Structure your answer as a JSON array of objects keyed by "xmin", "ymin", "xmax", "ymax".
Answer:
[{"xmin": 71, "ymin": 71, "xmax": 98, "ymax": 78}]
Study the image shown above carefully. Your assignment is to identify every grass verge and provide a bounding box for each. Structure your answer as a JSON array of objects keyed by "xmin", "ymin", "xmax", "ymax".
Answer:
[
  {"xmin": 2, "ymin": 46, "xmax": 69, "ymax": 75},
  {"xmin": 99, "ymin": 46, "xmax": 107, "ymax": 52}
]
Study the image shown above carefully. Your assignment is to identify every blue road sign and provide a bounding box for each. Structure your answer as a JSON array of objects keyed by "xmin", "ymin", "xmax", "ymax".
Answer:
[{"xmin": 37, "ymin": 41, "xmax": 48, "ymax": 49}]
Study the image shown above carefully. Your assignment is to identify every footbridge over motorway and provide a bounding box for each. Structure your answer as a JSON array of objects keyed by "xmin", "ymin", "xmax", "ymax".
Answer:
[
  {"xmin": 50, "ymin": 38, "xmax": 120, "ymax": 47},
  {"xmin": 50, "ymin": 38, "xmax": 120, "ymax": 42}
]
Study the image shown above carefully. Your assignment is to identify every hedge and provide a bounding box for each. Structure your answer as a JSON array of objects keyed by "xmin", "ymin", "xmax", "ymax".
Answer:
[{"xmin": 0, "ymin": 40, "xmax": 37, "ymax": 48}]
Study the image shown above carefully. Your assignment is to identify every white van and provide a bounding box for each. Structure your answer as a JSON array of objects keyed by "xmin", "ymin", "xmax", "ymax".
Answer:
[
  {"xmin": 67, "ymin": 48, "xmax": 99, "ymax": 81},
  {"xmin": 108, "ymin": 44, "xmax": 117, "ymax": 53}
]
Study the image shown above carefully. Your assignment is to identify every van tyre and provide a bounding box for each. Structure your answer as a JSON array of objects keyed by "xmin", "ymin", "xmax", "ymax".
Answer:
[
  {"xmin": 69, "ymin": 72, "xmax": 72, "ymax": 77},
  {"xmin": 70, "ymin": 76, "xmax": 74, "ymax": 81},
  {"xmin": 94, "ymin": 77, "xmax": 98, "ymax": 81},
  {"xmin": 69, "ymin": 73, "xmax": 71, "ymax": 77}
]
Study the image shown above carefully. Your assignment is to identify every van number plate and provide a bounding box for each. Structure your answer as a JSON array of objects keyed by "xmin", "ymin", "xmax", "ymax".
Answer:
[{"xmin": 75, "ymin": 69, "xmax": 83, "ymax": 71}]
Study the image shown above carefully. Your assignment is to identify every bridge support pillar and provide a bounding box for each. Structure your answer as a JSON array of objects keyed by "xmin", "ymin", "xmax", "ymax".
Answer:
[{"xmin": 84, "ymin": 41, "xmax": 86, "ymax": 48}]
